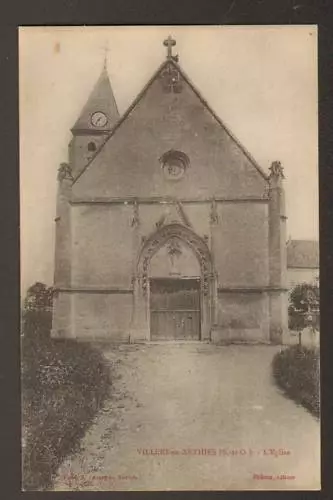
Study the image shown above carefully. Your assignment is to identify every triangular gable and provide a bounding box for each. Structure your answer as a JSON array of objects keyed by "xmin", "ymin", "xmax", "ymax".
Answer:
[{"xmin": 72, "ymin": 59, "xmax": 268, "ymax": 185}]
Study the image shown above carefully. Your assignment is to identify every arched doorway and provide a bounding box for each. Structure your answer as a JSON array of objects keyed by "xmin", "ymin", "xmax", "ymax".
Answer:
[{"xmin": 131, "ymin": 223, "xmax": 216, "ymax": 341}]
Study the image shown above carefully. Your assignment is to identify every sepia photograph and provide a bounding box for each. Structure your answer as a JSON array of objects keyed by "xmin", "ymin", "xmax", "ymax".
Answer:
[{"xmin": 20, "ymin": 25, "xmax": 319, "ymax": 491}]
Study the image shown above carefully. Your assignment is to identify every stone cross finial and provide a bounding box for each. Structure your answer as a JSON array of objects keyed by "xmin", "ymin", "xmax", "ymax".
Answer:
[{"xmin": 163, "ymin": 35, "xmax": 176, "ymax": 59}]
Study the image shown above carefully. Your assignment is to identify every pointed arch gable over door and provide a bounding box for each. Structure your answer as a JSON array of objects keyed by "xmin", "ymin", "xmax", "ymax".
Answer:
[{"xmin": 132, "ymin": 223, "xmax": 216, "ymax": 341}]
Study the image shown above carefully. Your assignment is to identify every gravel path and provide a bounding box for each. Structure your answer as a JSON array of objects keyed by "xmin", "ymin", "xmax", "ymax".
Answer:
[{"xmin": 53, "ymin": 343, "xmax": 320, "ymax": 491}]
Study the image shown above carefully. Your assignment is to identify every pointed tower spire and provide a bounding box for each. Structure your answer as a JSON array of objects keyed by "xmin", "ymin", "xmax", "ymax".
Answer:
[{"xmin": 72, "ymin": 64, "xmax": 119, "ymax": 133}]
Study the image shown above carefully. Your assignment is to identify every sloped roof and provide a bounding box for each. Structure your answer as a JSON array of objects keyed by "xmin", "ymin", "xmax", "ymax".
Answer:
[
  {"xmin": 287, "ymin": 240, "xmax": 319, "ymax": 269},
  {"xmin": 72, "ymin": 66, "xmax": 119, "ymax": 132},
  {"xmin": 72, "ymin": 58, "xmax": 268, "ymax": 185}
]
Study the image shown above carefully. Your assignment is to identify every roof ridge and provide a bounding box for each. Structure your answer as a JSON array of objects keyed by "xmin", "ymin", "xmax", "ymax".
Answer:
[
  {"xmin": 289, "ymin": 238, "xmax": 319, "ymax": 243},
  {"xmin": 287, "ymin": 239, "xmax": 319, "ymax": 269}
]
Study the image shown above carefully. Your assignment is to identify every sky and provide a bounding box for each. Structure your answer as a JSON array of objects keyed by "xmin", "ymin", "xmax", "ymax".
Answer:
[{"xmin": 19, "ymin": 25, "xmax": 318, "ymax": 293}]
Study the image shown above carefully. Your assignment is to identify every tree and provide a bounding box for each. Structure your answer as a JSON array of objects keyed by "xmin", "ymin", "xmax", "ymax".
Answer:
[
  {"xmin": 24, "ymin": 282, "xmax": 54, "ymax": 310},
  {"xmin": 288, "ymin": 282, "xmax": 320, "ymax": 346},
  {"xmin": 22, "ymin": 282, "xmax": 54, "ymax": 341}
]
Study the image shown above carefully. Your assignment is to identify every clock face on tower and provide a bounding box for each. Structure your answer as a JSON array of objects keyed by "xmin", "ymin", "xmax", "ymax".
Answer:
[{"xmin": 91, "ymin": 111, "xmax": 108, "ymax": 127}]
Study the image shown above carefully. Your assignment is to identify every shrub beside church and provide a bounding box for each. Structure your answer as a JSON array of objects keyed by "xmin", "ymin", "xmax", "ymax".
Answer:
[{"xmin": 21, "ymin": 282, "xmax": 110, "ymax": 490}]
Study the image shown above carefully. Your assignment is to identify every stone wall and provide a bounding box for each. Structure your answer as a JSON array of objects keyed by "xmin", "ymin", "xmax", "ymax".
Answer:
[
  {"xmin": 71, "ymin": 204, "xmax": 133, "ymax": 288},
  {"xmin": 213, "ymin": 291, "xmax": 270, "ymax": 343},
  {"xmin": 68, "ymin": 200, "xmax": 270, "ymax": 290}
]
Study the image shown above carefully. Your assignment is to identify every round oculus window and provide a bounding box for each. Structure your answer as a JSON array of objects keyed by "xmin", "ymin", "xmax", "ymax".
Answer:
[{"xmin": 160, "ymin": 150, "xmax": 190, "ymax": 181}]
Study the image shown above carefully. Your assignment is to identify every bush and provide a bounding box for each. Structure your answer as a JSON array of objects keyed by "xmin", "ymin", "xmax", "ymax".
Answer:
[
  {"xmin": 272, "ymin": 345, "xmax": 320, "ymax": 418},
  {"xmin": 21, "ymin": 304, "xmax": 110, "ymax": 490}
]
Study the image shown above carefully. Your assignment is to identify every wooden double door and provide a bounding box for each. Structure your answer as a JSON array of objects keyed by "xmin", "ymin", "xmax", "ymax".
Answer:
[{"xmin": 150, "ymin": 278, "xmax": 201, "ymax": 340}]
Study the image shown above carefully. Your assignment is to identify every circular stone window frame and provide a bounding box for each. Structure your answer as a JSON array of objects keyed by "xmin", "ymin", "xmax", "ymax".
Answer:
[{"xmin": 159, "ymin": 149, "xmax": 190, "ymax": 181}]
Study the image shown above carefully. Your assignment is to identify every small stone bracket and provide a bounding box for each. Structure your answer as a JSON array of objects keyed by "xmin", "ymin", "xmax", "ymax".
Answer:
[
  {"xmin": 210, "ymin": 198, "xmax": 219, "ymax": 225},
  {"xmin": 131, "ymin": 200, "xmax": 140, "ymax": 227},
  {"xmin": 57, "ymin": 162, "xmax": 74, "ymax": 182}
]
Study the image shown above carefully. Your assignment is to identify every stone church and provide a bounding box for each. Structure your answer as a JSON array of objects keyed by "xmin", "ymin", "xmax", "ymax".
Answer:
[{"xmin": 52, "ymin": 37, "xmax": 288, "ymax": 344}]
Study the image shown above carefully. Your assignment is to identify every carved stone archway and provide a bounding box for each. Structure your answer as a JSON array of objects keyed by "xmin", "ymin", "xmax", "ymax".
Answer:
[{"xmin": 130, "ymin": 223, "xmax": 216, "ymax": 341}]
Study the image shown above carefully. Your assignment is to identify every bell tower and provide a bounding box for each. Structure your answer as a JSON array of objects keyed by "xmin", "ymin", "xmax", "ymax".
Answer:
[{"xmin": 69, "ymin": 62, "xmax": 119, "ymax": 179}]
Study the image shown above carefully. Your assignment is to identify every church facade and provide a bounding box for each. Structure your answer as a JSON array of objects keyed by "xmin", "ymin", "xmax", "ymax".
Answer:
[{"xmin": 51, "ymin": 37, "xmax": 288, "ymax": 344}]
